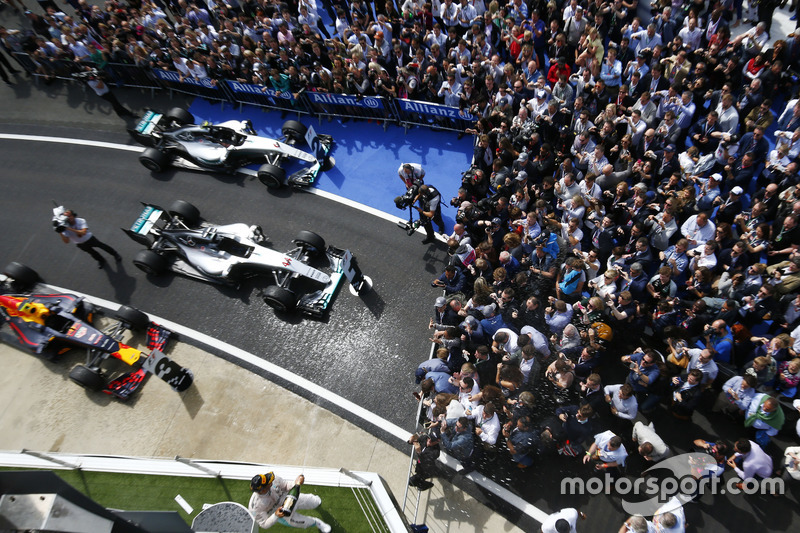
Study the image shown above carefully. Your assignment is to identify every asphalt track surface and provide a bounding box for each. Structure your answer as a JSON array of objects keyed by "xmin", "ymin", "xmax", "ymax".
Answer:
[
  {"xmin": 6, "ymin": 125, "xmax": 800, "ymax": 533},
  {"xmin": 0, "ymin": 123, "xmax": 448, "ymax": 433}
]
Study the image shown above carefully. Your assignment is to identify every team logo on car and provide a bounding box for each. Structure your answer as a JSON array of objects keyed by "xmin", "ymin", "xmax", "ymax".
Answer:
[{"xmin": 282, "ymin": 258, "xmax": 292, "ymax": 267}]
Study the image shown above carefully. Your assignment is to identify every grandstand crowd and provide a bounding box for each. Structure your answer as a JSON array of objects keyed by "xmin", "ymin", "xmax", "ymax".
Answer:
[{"xmin": 3, "ymin": 0, "xmax": 800, "ymax": 528}]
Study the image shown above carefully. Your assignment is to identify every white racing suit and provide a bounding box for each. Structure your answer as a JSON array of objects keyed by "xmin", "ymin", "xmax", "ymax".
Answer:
[{"xmin": 248, "ymin": 475, "xmax": 326, "ymax": 530}]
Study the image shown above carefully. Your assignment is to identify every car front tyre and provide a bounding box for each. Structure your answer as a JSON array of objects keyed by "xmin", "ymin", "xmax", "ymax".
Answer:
[
  {"xmin": 257, "ymin": 163, "xmax": 286, "ymax": 189},
  {"xmin": 293, "ymin": 230, "xmax": 326, "ymax": 257},
  {"xmin": 263, "ymin": 285, "xmax": 296, "ymax": 313},
  {"xmin": 3, "ymin": 262, "xmax": 39, "ymax": 290},
  {"xmin": 116, "ymin": 305, "xmax": 150, "ymax": 330},
  {"xmin": 282, "ymin": 120, "xmax": 307, "ymax": 143},
  {"xmin": 69, "ymin": 365, "xmax": 106, "ymax": 391}
]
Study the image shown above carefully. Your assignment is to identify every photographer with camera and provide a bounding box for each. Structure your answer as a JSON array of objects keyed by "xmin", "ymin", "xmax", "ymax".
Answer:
[
  {"xmin": 398, "ymin": 162, "xmax": 425, "ymax": 189},
  {"xmin": 76, "ymin": 66, "xmax": 136, "ymax": 119},
  {"xmin": 414, "ymin": 184, "xmax": 446, "ymax": 244},
  {"xmin": 53, "ymin": 207, "xmax": 122, "ymax": 269}
]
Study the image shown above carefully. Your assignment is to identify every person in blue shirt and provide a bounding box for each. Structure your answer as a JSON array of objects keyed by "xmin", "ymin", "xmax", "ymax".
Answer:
[
  {"xmin": 431, "ymin": 265, "xmax": 466, "ymax": 294},
  {"xmin": 600, "ymin": 47, "xmax": 623, "ymax": 90},
  {"xmin": 703, "ymin": 319, "xmax": 735, "ymax": 365},
  {"xmin": 622, "ymin": 349, "xmax": 661, "ymax": 396}
]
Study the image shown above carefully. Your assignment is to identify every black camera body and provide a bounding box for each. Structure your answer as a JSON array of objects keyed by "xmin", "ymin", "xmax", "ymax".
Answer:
[
  {"xmin": 394, "ymin": 182, "xmax": 420, "ymax": 210},
  {"xmin": 52, "ymin": 205, "xmax": 70, "ymax": 233}
]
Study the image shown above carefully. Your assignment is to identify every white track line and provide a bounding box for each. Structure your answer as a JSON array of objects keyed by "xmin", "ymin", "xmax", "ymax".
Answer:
[{"xmin": 7, "ymin": 132, "xmax": 544, "ymax": 524}]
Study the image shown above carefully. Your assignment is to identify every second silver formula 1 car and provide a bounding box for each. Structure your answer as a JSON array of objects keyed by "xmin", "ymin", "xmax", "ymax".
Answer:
[
  {"xmin": 124, "ymin": 200, "xmax": 366, "ymax": 317},
  {"xmin": 129, "ymin": 108, "xmax": 334, "ymax": 189}
]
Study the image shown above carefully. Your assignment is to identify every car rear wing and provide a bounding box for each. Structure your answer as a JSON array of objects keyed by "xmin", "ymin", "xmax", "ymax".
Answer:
[
  {"xmin": 121, "ymin": 203, "xmax": 168, "ymax": 246},
  {"xmin": 126, "ymin": 110, "xmax": 165, "ymax": 147}
]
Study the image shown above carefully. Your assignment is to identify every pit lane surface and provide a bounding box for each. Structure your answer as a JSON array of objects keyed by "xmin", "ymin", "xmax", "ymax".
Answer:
[{"xmin": 0, "ymin": 124, "xmax": 447, "ymax": 431}]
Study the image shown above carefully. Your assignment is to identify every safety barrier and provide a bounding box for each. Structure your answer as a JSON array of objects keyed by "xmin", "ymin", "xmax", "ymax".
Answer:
[
  {"xmin": 12, "ymin": 52, "xmax": 82, "ymax": 83},
  {"xmin": 10, "ymin": 53, "xmax": 474, "ymax": 134},
  {"xmin": 105, "ymin": 62, "xmax": 161, "ymax": 93},
  {"xmin": 301, "ymin": 92, "xmax": 395, "ymax": 128},
  {"xmin": 151, "ymin": 68, "xmax": 233, "ymax": 105},
  {"xmin": 391, "ymin": 98, "xmax": 479, "ymax": 134},
  {"xmin": 223, "ymin": 80, "xmax": 310, "ymax": 115}
]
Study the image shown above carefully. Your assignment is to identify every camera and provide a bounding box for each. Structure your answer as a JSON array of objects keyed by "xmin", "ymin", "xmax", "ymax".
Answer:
[
  {"xmin": 52, "ymin": 205, "xmax": 70, "ymax": 233},
  {"xmin": 72, "ymin": 68, "xmax": 101, "ymax": 81},
  {"xmin": 720, "ymin": 134, "xmax": 739, "ymax": 148},
  {"xmin": 394, "ymin": 182, "xmax": 420, "ymax": 210}
]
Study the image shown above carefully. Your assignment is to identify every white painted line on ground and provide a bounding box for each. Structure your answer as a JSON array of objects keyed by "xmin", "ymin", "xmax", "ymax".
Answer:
[
  {"xmin": 0, "ymin": 133, "xmax": 142, "ymax": 152},
  {"xmin": 7, "ymin": 133, "xmax": 543, "ymax": 524}
]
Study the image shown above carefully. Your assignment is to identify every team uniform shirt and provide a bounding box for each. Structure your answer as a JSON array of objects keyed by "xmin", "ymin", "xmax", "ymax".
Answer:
[{"xmin": 61, "ymin": 217, "xmax": 92, "ymax": 244}]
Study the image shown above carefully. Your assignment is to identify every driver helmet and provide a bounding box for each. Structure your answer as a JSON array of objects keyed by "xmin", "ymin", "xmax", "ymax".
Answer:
[{"xmin": 250, "ymin": 472, "xmax": 275, "ymax": 491}]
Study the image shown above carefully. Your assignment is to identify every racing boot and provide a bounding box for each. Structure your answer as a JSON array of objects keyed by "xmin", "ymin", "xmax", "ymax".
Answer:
[{"xmin": 314, "ymin": 518, "xmax": 331, "ymax": 533}]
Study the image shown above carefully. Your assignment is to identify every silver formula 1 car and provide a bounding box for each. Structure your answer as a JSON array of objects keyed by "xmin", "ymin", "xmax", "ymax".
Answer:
[
  {"xmin": 123, "ymin": 200, "xmax": 366, "ymax": 317},
  {"xmin": 128, "ymin": 108, "xmax": 334, "ymax": 189}
]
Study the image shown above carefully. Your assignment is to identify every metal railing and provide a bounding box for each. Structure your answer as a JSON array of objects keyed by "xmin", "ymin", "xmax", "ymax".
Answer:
[{"xmin": 9, "ymin": 52, "xmax": 473, "ymax": 134}]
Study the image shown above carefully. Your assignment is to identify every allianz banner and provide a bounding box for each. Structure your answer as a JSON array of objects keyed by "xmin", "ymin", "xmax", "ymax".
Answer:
[
  {"xmin": 225, "ymin": 80, "xmax": 294, "ymax": 101},
  {"xmin": 305, "ymin": 92, "xmax": 385, "ymax": 110},
  {"xmin": 152, "ymin": 69, "xmax": 219, "ymax": 90},
  {"xmin": 396, "ymin": 99, "xmax": 476, "ymax": 121}
]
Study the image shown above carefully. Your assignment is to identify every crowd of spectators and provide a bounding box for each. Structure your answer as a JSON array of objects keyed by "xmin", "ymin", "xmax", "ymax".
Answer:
[
  {"xmin": 388, "ymin": 0, "xmax": 800, "ymax": 524},
  {"xmin": 3, "ymin": 0, "xmax": 800, "ymax": 527}
]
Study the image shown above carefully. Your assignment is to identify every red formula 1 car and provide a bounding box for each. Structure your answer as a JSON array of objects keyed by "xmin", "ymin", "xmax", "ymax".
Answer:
[{"xmin": 0, "ymin": 262, "xmax": 192, "ymax": 398}]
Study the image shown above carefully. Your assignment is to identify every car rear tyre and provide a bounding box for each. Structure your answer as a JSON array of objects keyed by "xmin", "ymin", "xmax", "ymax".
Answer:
[
  {"xmin": 165, "ymin": 107, "xmax": 194, "ymax": 126},
  {"xmin": 168, "ymin": 200, "xmax": 200, "ymax": 226},
  {"xmin": 133, "ymin": 250, "xmax": 168, "ymax": 276},
  {"xmin": 263, "ymin": 286, "xmax": 296, "ymax": 313},
  {"xmin": 257, "ymin": 164, "xmax": 286, "ymax": 189},
  {"xmin": 69, "ymin": 365, "xmax": 106, "ymax": 391},
  {"xmin": 116, "ymin": 305, "xmax": 149, "ymax": 330},
  {"xmin": 282, "ymin": 120, "xmax": 307, "ymax": 143},
  {"xmin": 140, "ymin": 147, "xmax": 170, "ymax": 173},
  {"xmin": 3, "ymin": 262, "xmax": 39, "ymax": 289}
]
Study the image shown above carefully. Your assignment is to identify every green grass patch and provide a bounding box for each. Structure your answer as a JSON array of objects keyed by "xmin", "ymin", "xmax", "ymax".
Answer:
[{"xmin": 1, "ymin": 468, "xmax": 384, "ymax": 532}]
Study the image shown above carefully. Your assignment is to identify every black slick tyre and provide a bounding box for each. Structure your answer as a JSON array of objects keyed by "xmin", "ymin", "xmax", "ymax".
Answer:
[
  {"xmin": 165, "ymin": 107, "xmax": 194, "ymax": 126},
  {"xmin": 168, "ymin": 200, "xmax": 200, "ymax": 226},
  {"xmin": 293, "ymin": 230, "xmax": 326, "ymax": 257},
  {"xmin": 133, "ymin": 250, "xmax": 167, "ymax": 276},
  {"xmin": 139, "ymin": 147, "xmax": 170, "ymax": 172},
  {"xmin": 263, "ymin": 285, "xmax": 296, "ymax": 313},
  {"xmin": 257, "ymin": 164, "xmax": 285, "ymax": 189},
  {"xmin": 3, "ymin": 262, "xmax": 39, "ymax": 289},
  {"xmin": 116, "ymin": 305, "xmax": 149, "ymax": 330},
  {"xmin": 69, "ymin": 365, "xmax": 105, "ymax": 391}
]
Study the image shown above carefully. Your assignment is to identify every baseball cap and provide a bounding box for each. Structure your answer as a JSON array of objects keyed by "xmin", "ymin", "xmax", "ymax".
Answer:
[
  {"xmin": 251, "ymin": 472, "xmax": 275, "ymax": 491},
  {"xmin": 461, "ymin": 315, "xmax": 478, "ymax": 328},
  {"xmin": 664, "ymin": 144, "xmax": 676, "ymax": 152},
  {"xmin": 481, "ymin": 303, "xmax": 497, "ymax": 316},
  {"xmin": 515, "ymin": 171, "xmax": 528, "ymax": 181},
  {"xmin": 711, "ymin": 173, "xmax": 723, "ymax": 182},
  {"xmin": 491, "ymin": 217, "xmax": 502, "ymax": 226},
  {"xmin": 435, "ymin": 296, "xmax": 447, "ymax": 307},
  {"xmin": 536, "ymin": 89, "xmax": 546, "ymax": 99},
  {"xmin": 517, "ymin": 152, "xmax": 529, "ymax": 162},
  {"xmin": 730, "ymin": 186, "xmax": 744, "ymax": 195}
]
